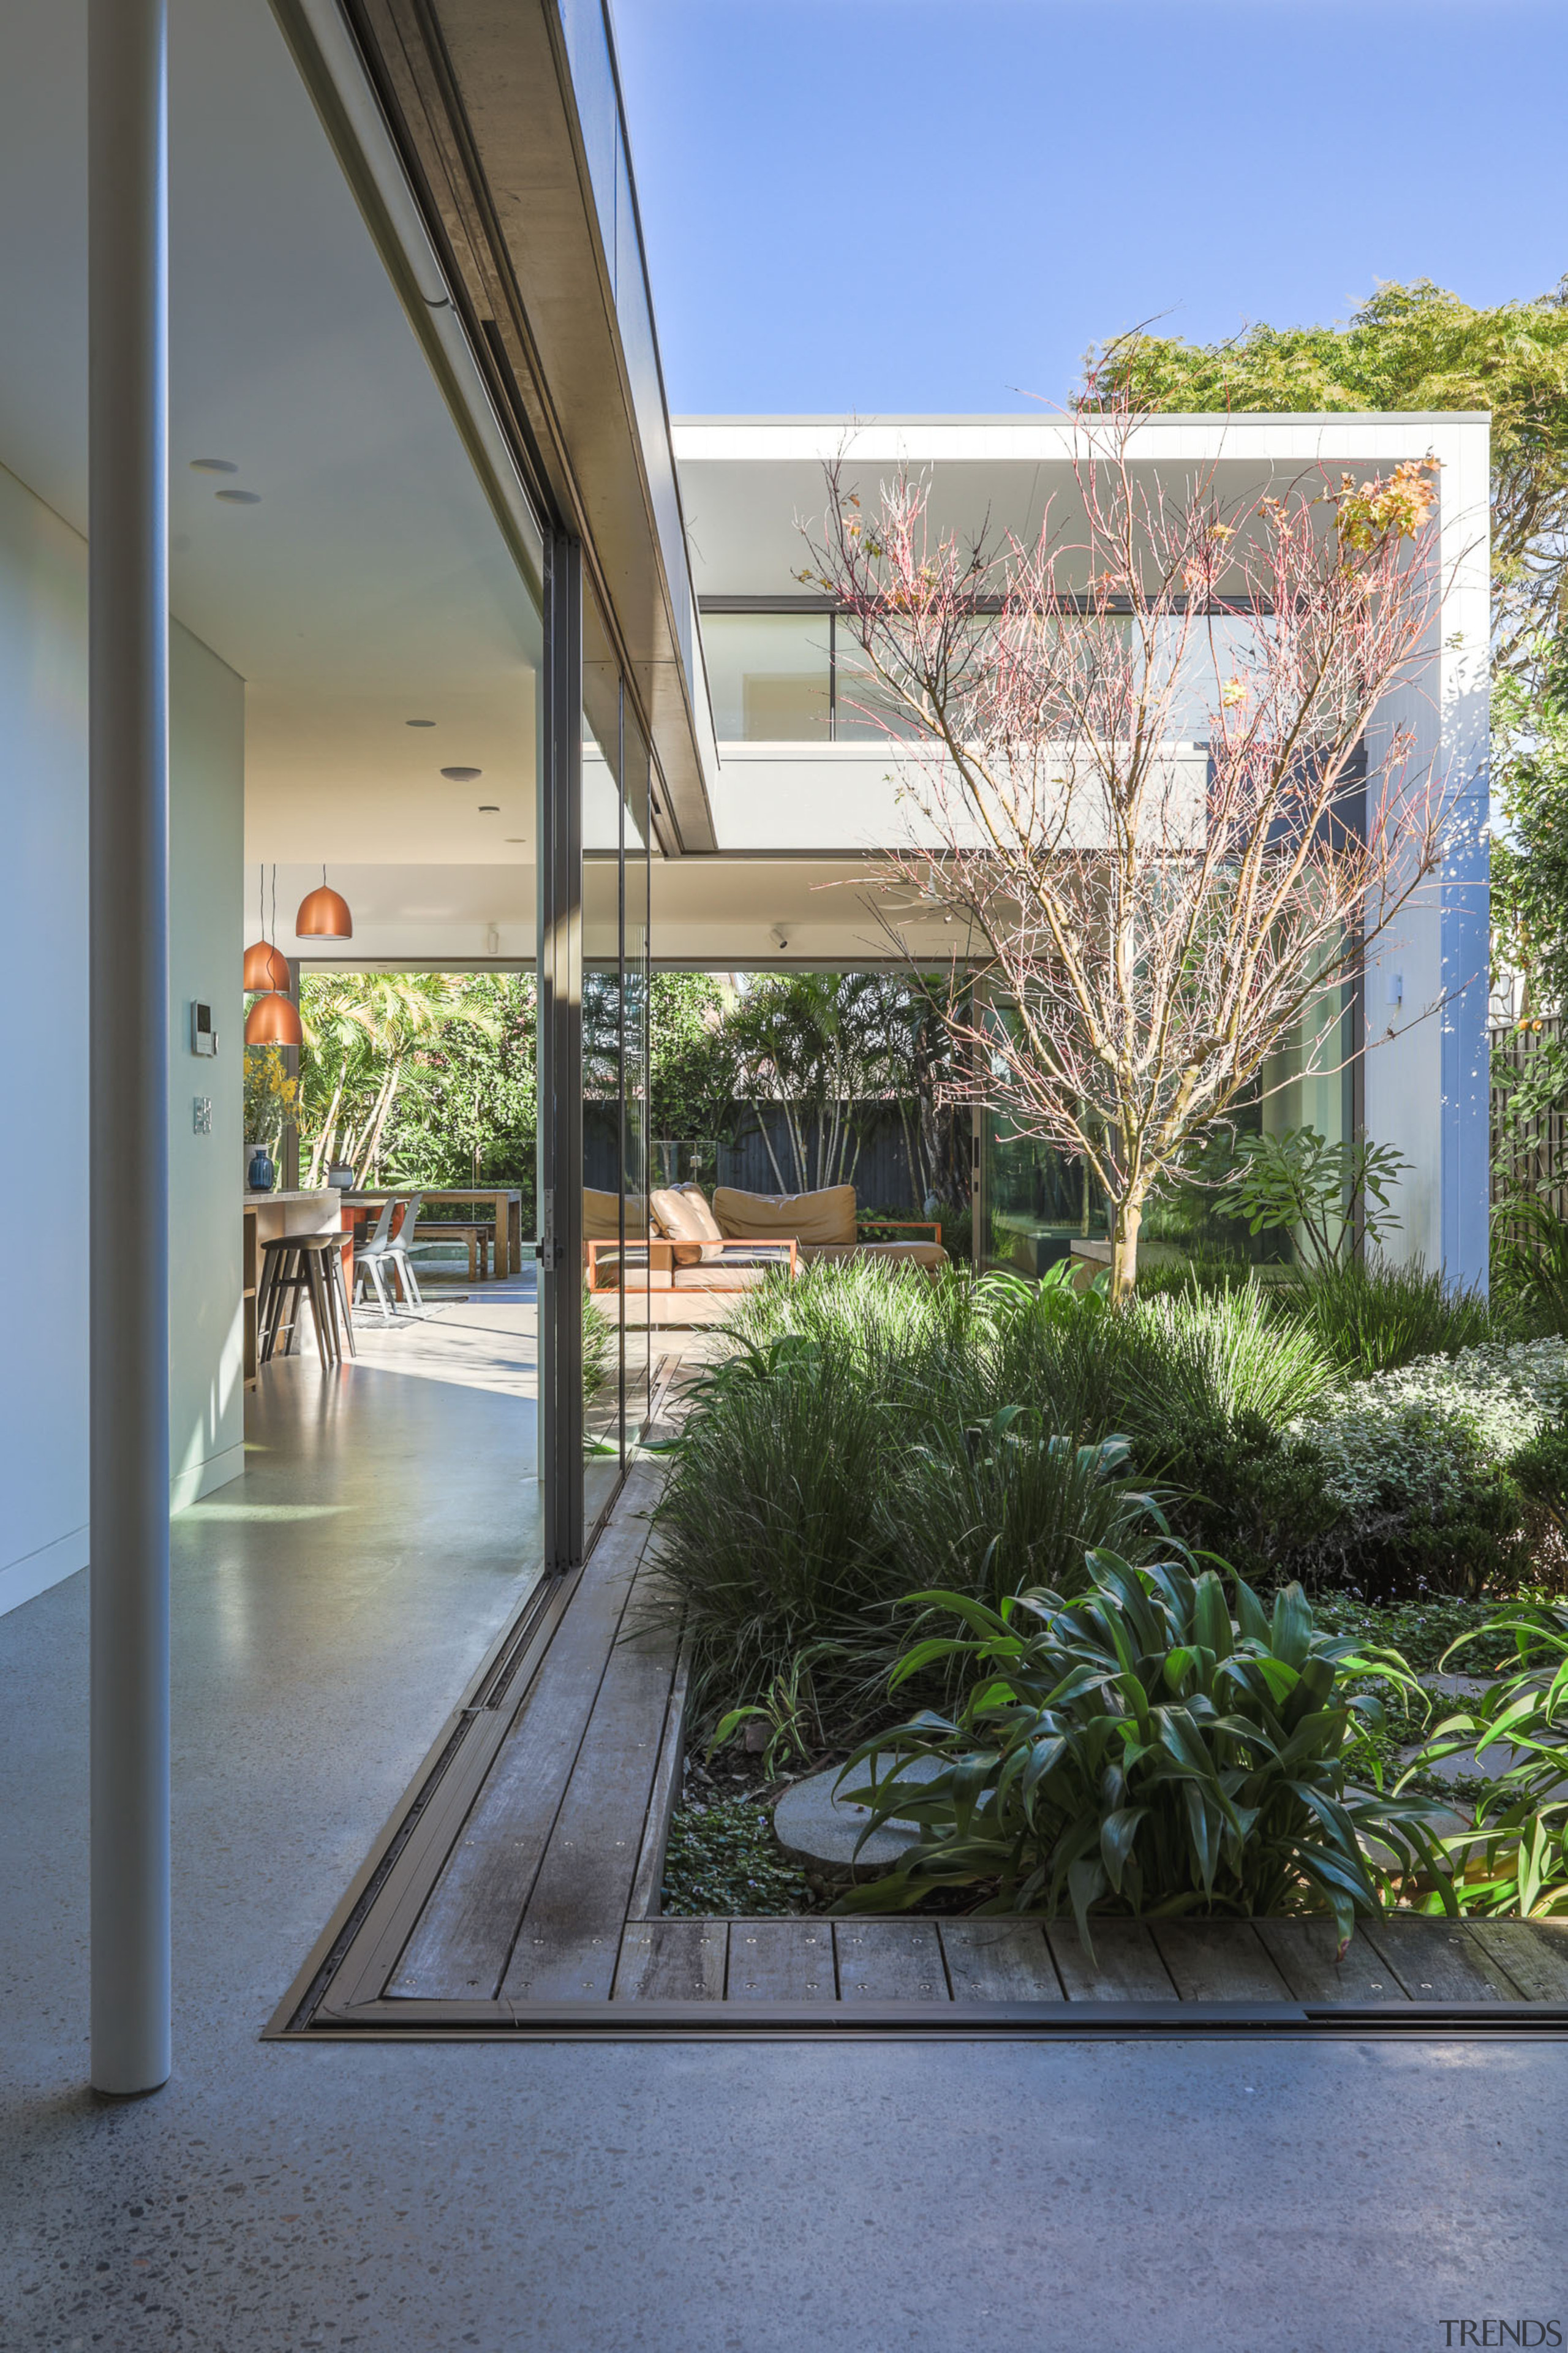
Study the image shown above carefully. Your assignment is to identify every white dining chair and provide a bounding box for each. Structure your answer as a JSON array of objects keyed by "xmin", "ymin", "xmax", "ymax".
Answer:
[
  {"xmin": 353, "ymin": 1197, "xmax": 401, "ymax": 1323},
  {"xmin": 383, "ymin": 1194, "xmax": 429, "ymax": 1313}
]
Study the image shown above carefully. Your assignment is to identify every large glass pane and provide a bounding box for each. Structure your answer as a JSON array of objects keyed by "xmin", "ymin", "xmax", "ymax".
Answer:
[
  {"xmin": 622, "ymin": 714, "xmax": 652, "ymax": 1451},
  {"xmin": 582, "ymin": 604, "xmax": 624, "ymax": 1533},
  {"xmin": 832, "ymin": 611, "xmax": 925, "ymax": 742},
  {"xmin": 979, "ymin": 997, "xmax": 1107, "ymax": 1275},
  {"xmin": 984, "ymin": 1118, "xmax": 1107, "ymax": 1275},
  {"xmin": 703, "ymin": 611, "xmax": 830, "ymax": 741},
  {"xmin": 1259, "ymin": 945, "xmax": 1356, "ymax": 1263}
]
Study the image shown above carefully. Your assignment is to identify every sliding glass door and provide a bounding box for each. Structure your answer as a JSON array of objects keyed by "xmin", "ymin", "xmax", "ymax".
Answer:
[{"xmin": 579, "ymin": 592, "xmax": 652, "ymax": 1540}]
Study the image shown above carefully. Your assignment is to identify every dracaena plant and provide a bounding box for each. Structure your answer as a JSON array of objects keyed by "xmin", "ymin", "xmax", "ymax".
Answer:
[{"xmin": 836, "ymin": 1550, "xmax": 1455, "ymax": 1946}]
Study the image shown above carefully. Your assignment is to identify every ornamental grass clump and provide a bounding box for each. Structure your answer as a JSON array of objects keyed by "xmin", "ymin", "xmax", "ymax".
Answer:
[
  {"xmin": 875, "ymin": 1413, "xmax": 1165, "ymax": 1638},
  {"xmin": 644, "ymin": 1331, "xmax": 894, "ymax": 1714},
  {"xmin": 724, "ymin": 1257, "xmax": 991, "ymax": 1425},
  {"xmin": 1117, "ymin": 1283, "xmax": 1336, "ymax": 1432},
  {"xmin": 837, "ymin": 1551, "xmax": 1455, "ymax": 1944},
  {"xmin": 1492, "ymin": 1195, "xmax": 1568, "ymax": 1339},
  {"xmin": 1284, "ymin": 1256, "xmax": 1495, "ymax": 1378}
]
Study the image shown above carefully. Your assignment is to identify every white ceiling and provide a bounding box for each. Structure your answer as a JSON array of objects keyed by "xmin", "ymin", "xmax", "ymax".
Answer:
[
  {"xmin": 671, "ymin": 417, "xmax": 1453, "ymax": 599},
  {"xmin": 270, "ymin": 856, "xmax": 956, "ymax": 967},
  {"xmin": 0, "ymin": 0, "xmax": 541, "ymax": 885}
]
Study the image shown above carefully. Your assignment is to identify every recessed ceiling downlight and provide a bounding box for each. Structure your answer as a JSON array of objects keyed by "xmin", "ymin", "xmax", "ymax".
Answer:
[
  {"xmin": 478, "ymin": 804, "xmax": 500, "ymax": 814},
  {"xmin": 405, "ymin": 719, "xmax": 435, "ymax": 728},
  {"xmin": 189, "ymin": 458, "xmax": 238, "ymax": 474},
  {"xmin": 216, "ymin": 488, "xmax": 261, "ymax": 504},
  {"xmin": 441, "ymin": 765, "xmax": 481, "ymax": 782}
]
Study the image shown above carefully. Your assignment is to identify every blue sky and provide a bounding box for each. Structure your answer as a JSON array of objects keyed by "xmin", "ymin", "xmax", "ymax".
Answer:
[{"xmin": 612, "ymin": 0, "xmax": 1568, "ymax": 417}]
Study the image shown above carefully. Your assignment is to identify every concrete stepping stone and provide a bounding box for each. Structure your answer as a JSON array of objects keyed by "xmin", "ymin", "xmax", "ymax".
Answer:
[{"xmin": 772, "ymin": 1755, "xmax": 944, "ymax": 1878}]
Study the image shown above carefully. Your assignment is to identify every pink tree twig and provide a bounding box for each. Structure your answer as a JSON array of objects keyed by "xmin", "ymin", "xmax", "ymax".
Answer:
[{"xmin": 801, "ymin": 408, "xmax": 1448, "ymax": 1292}]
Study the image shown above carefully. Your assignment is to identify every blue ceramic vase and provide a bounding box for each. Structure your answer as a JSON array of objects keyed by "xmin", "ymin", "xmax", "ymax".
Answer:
[{"xmin": 247, "ymin": 1145, "xmax": 276, "ymax": 1193}]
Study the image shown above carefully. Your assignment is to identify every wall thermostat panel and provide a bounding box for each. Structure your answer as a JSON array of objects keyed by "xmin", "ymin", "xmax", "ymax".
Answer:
[{"xmin": 190, "ymin": 1001, "xmax": 218, "ymax": 1057}]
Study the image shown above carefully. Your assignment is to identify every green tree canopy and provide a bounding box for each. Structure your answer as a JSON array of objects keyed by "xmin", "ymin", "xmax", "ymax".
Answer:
[
  {"xmin": 1493, "ymin": 649, "xmax": 1568, "ymax": 1012},
  {"xmin": 1084, "ymin": 278, "xmax": 1568, "ymax": 679}
]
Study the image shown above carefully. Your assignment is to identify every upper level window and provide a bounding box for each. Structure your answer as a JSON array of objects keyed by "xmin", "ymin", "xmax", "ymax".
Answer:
[
  {"xmin": 699, "ymin": 604, "xmax": 1270, "ymax": 746},
  {"xmin": 703, "ymin": 611, "xmax": 829, "ymax": 741}
]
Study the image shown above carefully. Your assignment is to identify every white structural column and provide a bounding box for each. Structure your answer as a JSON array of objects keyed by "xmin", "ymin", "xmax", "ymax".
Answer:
[{"xmin": 88, "ymin": 0, "xmax": 172, "ymax": 2095}]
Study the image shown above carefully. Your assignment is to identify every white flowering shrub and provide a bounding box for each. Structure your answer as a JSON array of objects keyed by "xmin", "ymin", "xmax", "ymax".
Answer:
[
  {"xmin": 1351, "ymin": 1337, "xmax": 1568, "ymax": 1459},
  {"xmin": 1297, "ymin": 1335, "xmax": 1568, "ymax": 1513}
]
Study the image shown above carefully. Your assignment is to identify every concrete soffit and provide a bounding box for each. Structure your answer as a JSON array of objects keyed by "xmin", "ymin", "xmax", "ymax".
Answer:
[{"xmin": 272, "ymin": 0, "xmax": 716, "ymax": 853}]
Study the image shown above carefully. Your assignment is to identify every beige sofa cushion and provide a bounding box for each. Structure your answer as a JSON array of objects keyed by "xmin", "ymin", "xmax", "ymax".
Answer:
[
  {"xmin": 650, "ymin": 1183, "xmax": 725, "ymax": 1266},
  {"xmin": 583, "ymin": 1188, "xmax": 648, "ymax": 1243},
  {"xmin": 713, "ymin": 1183, "xmax": 857, "ymax": 1248}
]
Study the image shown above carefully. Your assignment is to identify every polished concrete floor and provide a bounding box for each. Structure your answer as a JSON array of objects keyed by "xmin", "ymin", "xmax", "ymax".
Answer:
[{"xmin": 3, "ymin": 1299, "xmax": 1567, "ymax": 2351}]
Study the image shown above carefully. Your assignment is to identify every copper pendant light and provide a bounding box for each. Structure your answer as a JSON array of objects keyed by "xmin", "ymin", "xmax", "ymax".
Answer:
[
  {"xmin": 243, "ymin": 865, "xmax": 292, "ymax": 990},
  {"xmin": 296, "ymin": 863, "xmax": 352, "ymax": 939},
  {"xmin": 244, "ymin": 989, "xmax": 303, "ymax": 1046},
  {"xmin": 243, "ymin": 866, "xmax": 301, "ymax": 1042},
  {"xmin": 242, "ymin": 936, "xmax": 291, "ymax": 991}
]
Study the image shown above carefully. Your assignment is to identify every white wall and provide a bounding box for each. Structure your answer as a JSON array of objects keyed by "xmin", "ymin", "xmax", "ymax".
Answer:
[
  {"xmin": 0, "ymin": 459, "xmax": 246, "ymax": 1615},
  {"xmin": 1360, "ymin": 415, "xmax": 1493, "ymax": 1286},
  {"xmin": 168, "ymin": 629, "xmax": 245, "ymax": 1509},
  {"xmin": 0, "ymin": 463, "xmax": 91, "ymax": 1614}
]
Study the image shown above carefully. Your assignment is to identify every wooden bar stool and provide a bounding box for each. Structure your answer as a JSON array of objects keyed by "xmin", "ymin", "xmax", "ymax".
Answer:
[{"xmin": 258, "ymin": 1234, "xmax": 355, "ymax": 1365}]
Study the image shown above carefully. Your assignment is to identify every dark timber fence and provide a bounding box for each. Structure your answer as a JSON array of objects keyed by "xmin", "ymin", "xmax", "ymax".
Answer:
[
  {"xmin": 584, "ymin": 1101, "xmax": 955, "ymax": 1207},
  {"xmin": 1491, "ymin": 1016, "xmax": 1568, "ymax": 1222}
]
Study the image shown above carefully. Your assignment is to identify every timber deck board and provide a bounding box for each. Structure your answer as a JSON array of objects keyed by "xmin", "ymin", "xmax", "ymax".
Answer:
[
  {"xmin": 939, "ymin": 1920, "xmax": 1065, "ymax": 2001},
  {"xmin": 1363, "ymin": 1916, "xmax": 1525, "ymax": 2002},
  {"xmin": 1153, "ymin": 1921, "xmax": 1294, "ymax": 2004},
  {"xmin": 614, "ymin": 1920, "xmax": 726, "ymax": 2001},
  {"xmin": 835, "ymin": 1921, "xmax": 948, "ymax": 2002},
  {"xmin": 1046, "ymin": 1921, "xmax": 1177, "ymax": 2002},
  {"xmin": 390, "ymin": 1465, "xmax": 664, "ymax": 1998},
  {"xmin": 287, "ymin": 1461, "xmax": 1568, "ymax": 2033},
  {"xmin": 725, "ymin": 1921, "xmax": 836, "ymax": 2001},
  {"xmin": 500, "ymin": 1612, "xmax": 676, "ymax": 2000},
  {"xmin": 1254, "ymin": 1918, "xmax": 1407, "ymax": 2003},
  {"xmin": 1466, "ymin": 1920, "xmax": 1568, "ymax": 2003}
]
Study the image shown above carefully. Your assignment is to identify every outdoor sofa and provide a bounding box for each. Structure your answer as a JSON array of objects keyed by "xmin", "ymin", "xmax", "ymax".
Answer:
[{"xmin": 583, "ymin": 1180, "xmax": 948, "ymax": 1295}]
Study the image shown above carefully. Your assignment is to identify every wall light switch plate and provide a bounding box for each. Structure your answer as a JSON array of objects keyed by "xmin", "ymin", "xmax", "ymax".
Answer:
[{"xmin": 193, "ymin": 1097, "xmax": 212, "ymax": 1135}]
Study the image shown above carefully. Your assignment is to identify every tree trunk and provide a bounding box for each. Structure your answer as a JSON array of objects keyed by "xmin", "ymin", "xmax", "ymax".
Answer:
[
  {"xmin": 356, "ymin": 1060, "xmax": 402, "ymax": 1188},
  {"xmin": 1109, "ymin": 1195, "xmax": 1142, "ymax": 1301},
  {"xmin": 306, "ymin": 1073, "xmax": 345, "ymax": 1188},
  {"xmin": 749, "ymin": 1098, "xmax": 791, "ymax": 1195}
]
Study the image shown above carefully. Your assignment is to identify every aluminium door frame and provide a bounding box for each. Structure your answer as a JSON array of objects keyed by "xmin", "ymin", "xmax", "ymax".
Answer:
[{"xmin": 539, "ymin": 527, "xmax": 585, "ymax": 1571}]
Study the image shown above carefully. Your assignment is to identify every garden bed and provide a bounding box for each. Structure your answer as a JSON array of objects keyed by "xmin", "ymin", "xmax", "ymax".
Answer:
[{"xmin": 640, "ymin": 1255, "xmax": 1568, "ymax": 1933}]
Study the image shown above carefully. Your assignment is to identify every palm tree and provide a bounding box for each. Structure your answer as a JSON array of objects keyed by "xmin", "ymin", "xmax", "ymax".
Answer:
[
  {"xmin": 726, "ymin": 972, "xmax": 910, "ymax": 1192},
  {"xmin": 299, "ymin": 973, "xmax": 501, "ymax": 1186}
]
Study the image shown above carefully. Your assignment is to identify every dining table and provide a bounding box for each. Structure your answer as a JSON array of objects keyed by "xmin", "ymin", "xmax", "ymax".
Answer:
[{"xmin": 344, "ymin": 1188, "xmax": 526, "ymax": 1279}]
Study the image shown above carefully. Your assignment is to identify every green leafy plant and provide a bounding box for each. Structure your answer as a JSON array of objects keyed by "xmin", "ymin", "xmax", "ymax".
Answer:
[
  {"xmin": 1150, "ymin": 1407, "xmax": 1338, "ymax": 1579},
  {"xmin": 1493, "ymin": 1192, "xmax": 1568, "ymax": 1339},
  {"xmin": 1507, "ymin": 1420, "xmax": 1568, "ymax": 1544},
  {"xmin": 659, "ymin": 1794, "xmax": 814, "ymax": 1917},
  {"xmin": 1409, "ymin": 1600, "xmax": 1568, "ymax": 1916},
  {"xmin": 1114, "ymin": 1283, "xmax": 1337, "ymax": 1430},
  {"xmin": 582, "ymin": 1288, "xmax": 614, "ymax": 1410},
  {"xmin": 1284, "ymin": 1256, "xmax": 1494, "ymax": 1378},
  {"xmin": 837, "ymin": 1551, "xmax": 1455, "ymax": 1944},
  {"xmin": 710, "ymin": 1643, "xmax": 833, "ymax": 1778},
  {"xmin": 1213, "ymin": 1126, "xmax": 1408, "ymax": 1274}
]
